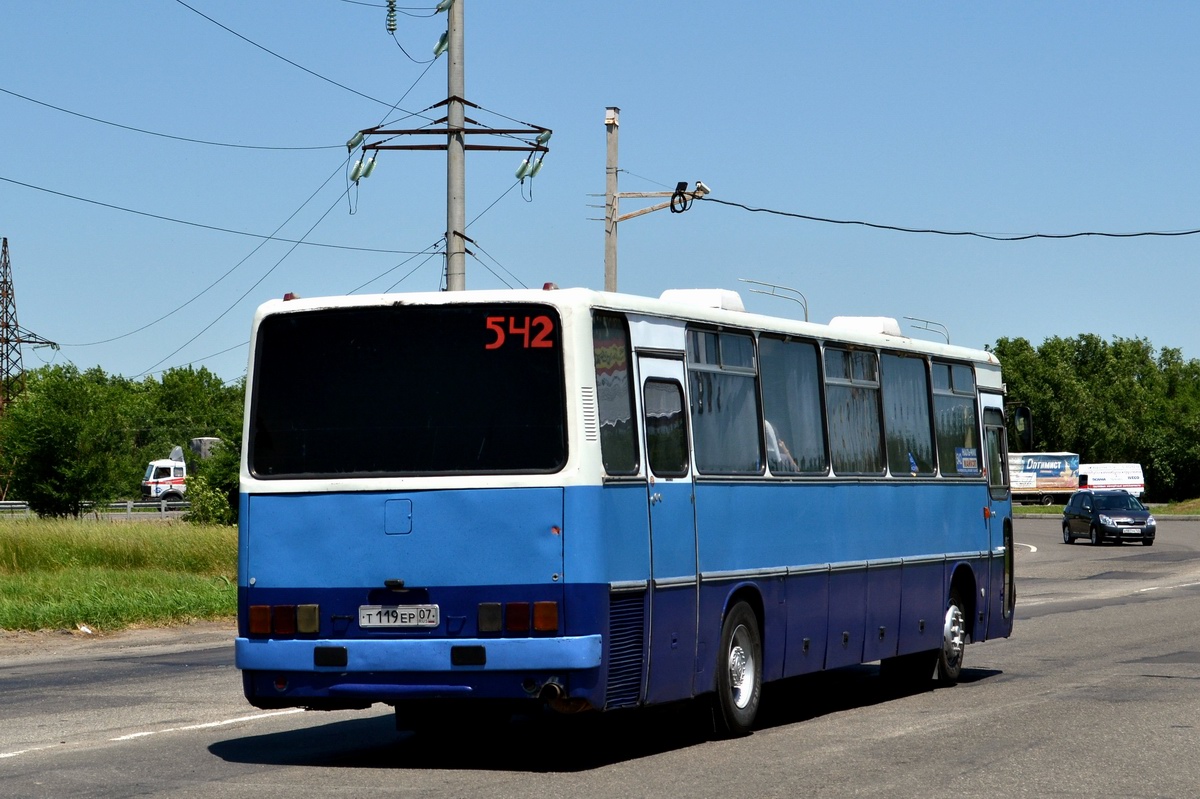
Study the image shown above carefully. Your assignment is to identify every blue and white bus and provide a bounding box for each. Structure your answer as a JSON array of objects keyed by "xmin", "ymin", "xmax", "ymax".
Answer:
[{"xmin": 235, "ymin": 286, "xmax": 1014, "ymax": 735}]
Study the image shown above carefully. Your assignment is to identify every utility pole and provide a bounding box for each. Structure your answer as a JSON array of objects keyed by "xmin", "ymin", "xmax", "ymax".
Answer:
[
  {"xmin": 444, "ymin": 0, "xmax": 467, "ymax": 291},
  {"xmin": 604, "ymin": 107, "xmax": 619, "ymax": 292},
  {"xmin": 601, "ymin": 107, "xmax": 711, "ymax": 293},
  {"xmin": 0, "ymin": 237, "xmax": 57, "ymax": 415},
  {"xmin": 355, "ymin": 0, "xmax": 550, "ymax": 291}
]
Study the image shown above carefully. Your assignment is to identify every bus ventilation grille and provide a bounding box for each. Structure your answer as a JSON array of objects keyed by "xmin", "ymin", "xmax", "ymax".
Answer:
[{"xmin": 605, "ymin": 591, "xmax": 646, "ymax": 709}]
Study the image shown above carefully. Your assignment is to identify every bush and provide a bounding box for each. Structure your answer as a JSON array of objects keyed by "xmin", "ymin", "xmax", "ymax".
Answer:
[{"xmin": 184, "ymin": 474, "xmax": 233, "ymax": 526}]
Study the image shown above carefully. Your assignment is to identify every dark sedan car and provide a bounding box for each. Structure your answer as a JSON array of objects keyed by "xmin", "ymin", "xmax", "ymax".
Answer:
[{"xmin": 1062, "ymin": 489, "xmax": 1156, "ymax": 546}]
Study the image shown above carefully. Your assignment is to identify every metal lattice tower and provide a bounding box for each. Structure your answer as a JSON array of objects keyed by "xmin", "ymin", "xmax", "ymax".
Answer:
[{"xmin": 0, "ymin": 238, "xmax": 57, "ymax": 414}]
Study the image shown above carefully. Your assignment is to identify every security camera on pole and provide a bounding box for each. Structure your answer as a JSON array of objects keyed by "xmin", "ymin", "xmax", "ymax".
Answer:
[{"xmin": 601, "ymin": 107, "xmax": 710, "ymax": 292}]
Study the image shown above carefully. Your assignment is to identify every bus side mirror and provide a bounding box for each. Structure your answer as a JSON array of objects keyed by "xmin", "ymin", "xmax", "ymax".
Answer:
[{"xmin": 1011, "ymin": 406, "xmax": 1034, "ymax": 451}]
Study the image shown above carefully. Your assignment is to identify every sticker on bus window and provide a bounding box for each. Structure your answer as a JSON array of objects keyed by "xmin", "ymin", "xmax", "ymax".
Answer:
[
  {"xmin": 485, "ymin": 315, "xmax": 555, "ymax": 350},
  {"xmin": 955, "ymin": 447, "xmax": 981, "ymax": 476}
]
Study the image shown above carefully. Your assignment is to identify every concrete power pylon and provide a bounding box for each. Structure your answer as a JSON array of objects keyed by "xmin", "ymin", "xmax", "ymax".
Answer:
[{"xmin": 0, "ymin": 237, "xmax": 58, "ymax": 415}]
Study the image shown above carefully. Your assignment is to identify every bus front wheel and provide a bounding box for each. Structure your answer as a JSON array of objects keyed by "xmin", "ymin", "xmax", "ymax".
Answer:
[{"xmin": 714, "ymin": 601, "xmax": 762, "ymax": 737}]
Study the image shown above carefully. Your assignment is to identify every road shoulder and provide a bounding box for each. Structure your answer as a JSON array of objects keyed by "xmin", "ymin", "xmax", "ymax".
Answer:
[{"xmin": 0, "ymin": 619, "xmax": 236, "ymax": 664}]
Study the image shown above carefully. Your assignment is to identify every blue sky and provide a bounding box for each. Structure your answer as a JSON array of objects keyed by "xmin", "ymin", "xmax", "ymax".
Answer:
[{"xmin": 2, "ymin": 2, "xmax": 1197, "ymax": 383}]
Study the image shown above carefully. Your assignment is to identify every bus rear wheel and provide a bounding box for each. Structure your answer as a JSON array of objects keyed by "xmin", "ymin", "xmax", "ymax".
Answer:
[
  {"xmin": 937, "ymin": 589, "xmax": 967, "ymax": 683},
  {"xmin": 714, "ymin": 601, "xmax": 762, "ymax": 737}
]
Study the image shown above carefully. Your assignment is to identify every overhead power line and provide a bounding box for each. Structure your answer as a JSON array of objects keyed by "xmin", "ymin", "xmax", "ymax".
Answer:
[
  {"xmin": 0, "ymin": 174, "xmax": 422, "ymax": 254},
  {"xmin": 0, "ymin": 86, "xmax": 340, "ymax": 151},
  {"xmin": 172, "ymin": 0, "xmax": 422, "ymax": 114},
  {"xmin": 699, "ymin": 197, "xmax": 1200, "ymax": 241},
  {"xmin": 136, "ymin": 184, "xmax": 353, "ymax": 378},
  {"xmin": 64, "ymin": 158, "xmax": 352, "ymax": 348}
]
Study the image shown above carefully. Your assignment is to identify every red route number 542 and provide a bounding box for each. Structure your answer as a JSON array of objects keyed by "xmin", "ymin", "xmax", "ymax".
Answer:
[{"xmin": 484, "ymin": 315, "xmax": 555, "ymax": 350}]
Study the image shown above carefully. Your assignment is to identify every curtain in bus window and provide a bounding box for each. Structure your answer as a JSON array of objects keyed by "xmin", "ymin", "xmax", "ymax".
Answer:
[
  {"xmin": 986, "ymin": 427, "xmax": 1006, "ymax": 488},
  {"xmin": 825, "ymin": 348, "xmax": 885, "ymax": 475},
  {"xmin": 592, "ymin": 313, "xmax": 638, "ymax": 475},
  {"xmin": 880, "ymin": 353, "xmax": 935, "ymax": 476},
  {"xmin": 759, "ymin": 336, "xmax": 827, "ymax": 473},
  {"xmin": 826, "ymin": 385, "xmax": 886, "ymax": 474},
  {"xmin": 643, "ymin": 380, "xmax": 687, "ymax": 476},
  {"xmin": 689, "ymin": 370, "xmax": 762, "ymax": 474}
]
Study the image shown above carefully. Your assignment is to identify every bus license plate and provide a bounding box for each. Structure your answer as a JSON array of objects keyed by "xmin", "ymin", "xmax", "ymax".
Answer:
[{"xmin": 358, "ymin": 605, "xmax": 440, "ymax": 628}]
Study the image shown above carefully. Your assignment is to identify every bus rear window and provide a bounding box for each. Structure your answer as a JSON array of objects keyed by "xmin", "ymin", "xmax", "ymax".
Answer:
[{"xmin": 249, "ymin": 303, "xmax": 567, "ymax": 477}]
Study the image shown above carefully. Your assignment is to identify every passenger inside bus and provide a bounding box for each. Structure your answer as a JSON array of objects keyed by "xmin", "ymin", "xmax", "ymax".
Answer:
[{"xmin": 765, "ymin": 420, "xmax": 799, "ymax": 473}]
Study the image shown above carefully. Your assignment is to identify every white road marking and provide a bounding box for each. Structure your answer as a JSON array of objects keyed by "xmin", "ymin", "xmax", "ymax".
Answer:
[
  {"xmin": 0, "ymin": 745, "xmax": 58, "ymax": 759},
  {"xmin": 1, "ymin": 708, "xmax": 308, "ymax": 759},
  {"xmin": 1139, "ymin": 581, "xmax": 1200, "ymax": 594},
  {"xmin": 109, "ymin": 708, "xmax": 305, "ymax": 741},
  {"xmin": 1016, "ymin": 542, "xmax": 1037, "ymax": 553}
]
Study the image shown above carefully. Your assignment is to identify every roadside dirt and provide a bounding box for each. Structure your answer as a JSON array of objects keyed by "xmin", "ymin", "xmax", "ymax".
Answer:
[{"xmin": 0, "ymin": 619, "xmax": 237, "ymax": 662}]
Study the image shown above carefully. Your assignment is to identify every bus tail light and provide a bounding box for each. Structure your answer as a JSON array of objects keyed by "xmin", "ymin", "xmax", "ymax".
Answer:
[
  {"xmin": 478, "ymin": 602, "xmax": 502, "ymax": 633},
  {"xmin": 274, "ymin": 605, "xmax": 297, "ymax": 635},
  {"xmin": 533, "ymin": 601, "xmax": 558, "ymax": 632},
  {"xmin": 479, "ymin": 601, "xmax": 559, "ymax": 634},
  {"xmin": 296, "ymin": 604, "xmax": 320, "ymax": 634},
  {"xmin": 249, "ymin": 605, "xmax": 271, "ymax": 635},
  {"xmin": 506, "ymin": 602, "xmax": 531, "ymax": 632},
  {"xmin": 248, "ymin": 603, "xmax": 320, "ymax": 636}
]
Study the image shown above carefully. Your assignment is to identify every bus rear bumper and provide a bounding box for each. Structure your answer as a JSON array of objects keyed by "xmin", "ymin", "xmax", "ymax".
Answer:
[{"xmin": 235, "ymin": 634, "xmax": 602, "ymax": 673}]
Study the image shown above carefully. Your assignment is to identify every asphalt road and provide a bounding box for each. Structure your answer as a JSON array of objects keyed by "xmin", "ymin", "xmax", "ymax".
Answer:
[{"xmin": 3, "ymin": 517, "xmax": 1200, "ymax": 798}]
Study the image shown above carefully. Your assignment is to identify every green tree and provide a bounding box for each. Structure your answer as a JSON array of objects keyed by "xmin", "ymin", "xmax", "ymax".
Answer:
[
  {"xmin": 0, "ymin": 365, "xmax": 140, "ymax": 515},
  {"xmin": 994, "ymin": 334, "xmax": 1200, "ymax": 501},
  {"xmin": 0, "ymin": 365, "xmax": 244, "ymax": 517}
]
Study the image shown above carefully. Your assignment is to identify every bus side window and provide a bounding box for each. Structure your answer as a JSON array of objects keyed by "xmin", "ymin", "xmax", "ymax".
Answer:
[
  {"xmin": 824, "ymin": 347, "xmax": 885, "ymax": 475},
  {"xmin": 880, "ymin": 352, "xmax": 936, "ymax": 476},
  {"xmin": 759, "ymin": 335, "xmax": 827, "ymax": 474},
  {"xmin": 687, "ymin": 329, "xmax": 762, "ymax": 474},
  {"xmin": 592, "ymin": 312, "xmax": 639, "ymax": 475},
  {"xmin": 643, "ymin": 380, "xmax": 688, "ymax": 477},
  {"xmin": 931, "ymin": 361, "xmax": 980, "ymax": 476}
]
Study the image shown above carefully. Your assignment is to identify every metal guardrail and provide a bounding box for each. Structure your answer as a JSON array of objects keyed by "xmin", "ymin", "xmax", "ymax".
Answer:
[{"xmin": 0, "ymin": 500, "xmax": 190, "ymax": 516}]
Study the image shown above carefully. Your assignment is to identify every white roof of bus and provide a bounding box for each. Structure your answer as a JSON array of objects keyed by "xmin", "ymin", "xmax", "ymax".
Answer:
[{"xmin": 253, "ymin": 286, "xmax": 1002, "ymax": 374}]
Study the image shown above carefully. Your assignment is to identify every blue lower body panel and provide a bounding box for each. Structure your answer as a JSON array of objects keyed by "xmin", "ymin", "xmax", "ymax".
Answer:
[
  {"xmin": 236, "ymin": 634, "xmax": 601, "ymax": 672},
  {"xmin": 238, "ymin": 634, "xmax": 602, "ymax": 708}
]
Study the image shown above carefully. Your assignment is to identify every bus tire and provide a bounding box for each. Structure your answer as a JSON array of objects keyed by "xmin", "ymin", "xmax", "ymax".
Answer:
[
  {"xmin": 936, "ymin": 589, "xmax": 966, "ymax": 684},
  {"xmin": 1041, "ymin": 494, "xmax": 1054, "ymax": 506},
  {"xmin": 714, "ymin": 601, "xmax": 762, "ymax": 737}
]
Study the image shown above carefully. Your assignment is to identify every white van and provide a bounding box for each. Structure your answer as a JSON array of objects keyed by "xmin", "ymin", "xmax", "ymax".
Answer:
[{"xmin": 1077, "ymin": 463, "xmax": 1145, "ymax": 498}]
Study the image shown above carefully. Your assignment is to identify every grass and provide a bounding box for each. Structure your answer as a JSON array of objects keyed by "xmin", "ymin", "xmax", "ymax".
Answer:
[
  {"xmin": 1017, "ymin": 497, "xmax": 1200, "ymax": 514},
  {"xmin": 0, "ymin": 517, "xmax": 236, "ymax": 633}
]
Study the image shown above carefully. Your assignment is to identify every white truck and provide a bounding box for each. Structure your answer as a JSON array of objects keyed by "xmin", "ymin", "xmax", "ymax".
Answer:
[
  {"xmin": 1078, "ymin": 462, "xmax": 1145, "ymax": 498},
  {"xmin": 1008, "ymin": 451, "xmax": 1080, "ymax": 505},
  {"xmin": 140, "ymin": 438, "xmax": 221, "ymax": 502}
]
